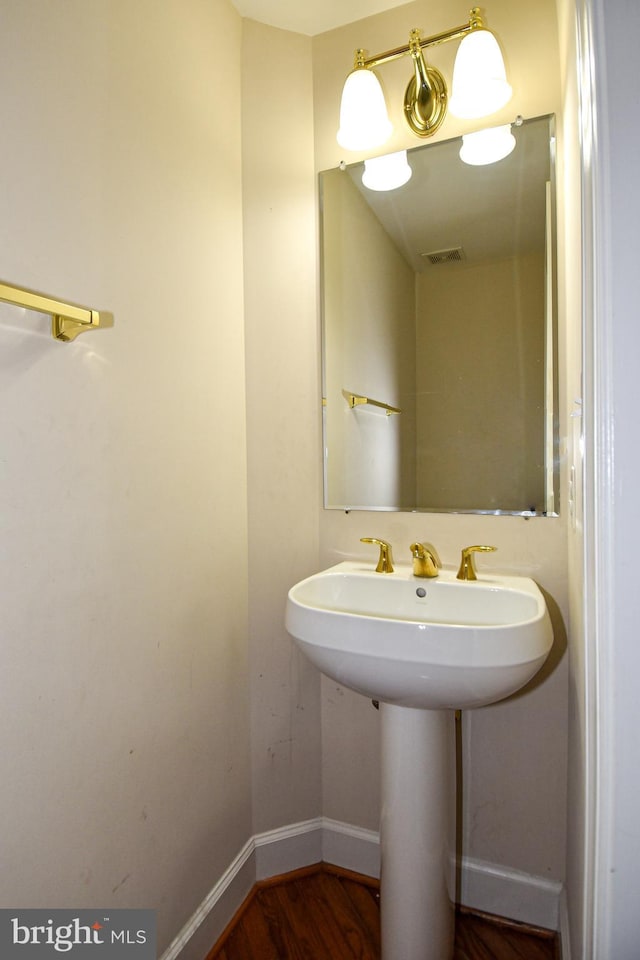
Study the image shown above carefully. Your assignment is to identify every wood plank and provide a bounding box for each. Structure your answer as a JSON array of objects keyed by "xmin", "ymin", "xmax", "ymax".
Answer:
[
  {"xmin": 222, "ymin": 918, "xmax": 264, "ymax": 960},
  {"xmin": 337, "ymin": 876, "xmax": 381, "ymax": 949},
  {"xmin": 300, "ymin": 871, "xmax": 378, "ymax": 958},
  {"xmin": 234, "ymin": 894, "xmax": 284, "ymax": 960},
  {"xmin": 252, "ymin": 884, "xmax": 308, "ymax": 960},
  {"xmin": 270, "ymin": 879, "xmax": 338, "ymax": 959}
]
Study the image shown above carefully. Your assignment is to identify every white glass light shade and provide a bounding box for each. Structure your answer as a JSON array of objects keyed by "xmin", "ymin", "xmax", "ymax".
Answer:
[
  {"xmin": 337, "ymin": 68, "xmax": 393, "ymax": 151},
  {"xmin": 459, "ymin": 124, "xmax": 516, "ymax": 165},
  {"xmin": 362, "ymin": 151, "xmax": 412, "ymax": 191},
  {"xmin": 449, "ymin": 29, "xmax": 512, "ymax": 119}
]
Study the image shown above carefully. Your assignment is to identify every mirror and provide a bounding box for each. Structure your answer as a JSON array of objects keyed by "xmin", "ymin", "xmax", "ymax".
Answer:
[{"xmin": 321, "ymin": 114, "xmax": 558, "ymax": 515}]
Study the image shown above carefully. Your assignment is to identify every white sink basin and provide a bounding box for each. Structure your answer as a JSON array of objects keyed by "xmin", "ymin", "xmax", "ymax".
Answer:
[{"xmin": 286, "ymin": 561, "xmax": 553, "ymax": 709}]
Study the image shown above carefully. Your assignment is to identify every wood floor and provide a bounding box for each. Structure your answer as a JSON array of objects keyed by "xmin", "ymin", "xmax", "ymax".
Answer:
[{"xmin": 206, "ymin": 864, "xmax": 560, "ymax": 960}]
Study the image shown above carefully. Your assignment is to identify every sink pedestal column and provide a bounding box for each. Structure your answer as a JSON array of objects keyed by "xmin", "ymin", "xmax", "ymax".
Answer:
[{"xmin": 379, "ymin": 704, "xmax": 456, "ymax": 960}]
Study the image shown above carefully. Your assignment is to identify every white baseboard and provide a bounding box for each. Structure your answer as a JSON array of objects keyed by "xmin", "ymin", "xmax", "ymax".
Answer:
[
  {"xmin": 459, "ymin": 854, "xmax": 563, "ymax": 932},
  {"xmin": 160, "ymin": 819, "xmax": 562, "ymax": 960},
  {"xmin": 321, "ymin": 817, "xmax": 380, "ymax": 878},
  {"xmin": 254, "ymin": 815, "xmax": 379, "ymax": 880},
  {"xmin": 254, "ymin": 816, "xmax": 323, "ymax": 879},
  {"xmin": 159, "ymin": 838, "xmax": 256, "ymax": 960}
]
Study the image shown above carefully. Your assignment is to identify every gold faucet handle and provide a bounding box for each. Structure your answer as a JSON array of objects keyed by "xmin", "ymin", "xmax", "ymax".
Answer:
[
  {"xmin": 456, "ymin": 544, "xmax": 497, "ymax": 581},
  {"xmin": 360, "ymin": 537, "xmax": 394, "ymax": 574}
]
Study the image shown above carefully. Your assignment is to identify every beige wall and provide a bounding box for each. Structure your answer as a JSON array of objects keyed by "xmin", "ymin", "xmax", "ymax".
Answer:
[
  {"xmin": 322, "ymin": 169, "xmax": 416, "ymax": 508},
  {"xmin": 416, "ymin": 253, "xmax": 546, "ymax": 511},
  {"xmin": 241, "ymin": 20, "xmax": 323, "ymax": 835},
  {"xmin": 313, "ymin": 0, "xmax": 569, "ymax": 883},
  {"xmin": 0, "ymin": 0, "xmax": 252, "ymax": 952}
]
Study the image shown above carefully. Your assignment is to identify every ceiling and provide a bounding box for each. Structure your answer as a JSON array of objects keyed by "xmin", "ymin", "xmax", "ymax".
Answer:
[
  {"xmin": 340, "ymin": 115, "xmax": 552, "ymax": 271},
  {"xmin": 229, "ymin": 0, "xmax": 407, "ymax": 36}
]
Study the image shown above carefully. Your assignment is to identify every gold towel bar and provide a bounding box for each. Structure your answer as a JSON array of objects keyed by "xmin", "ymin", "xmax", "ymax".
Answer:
[
  {"xmin": 342, "ymin": 389, "xmax": 401, "ymax": 416},
  {"xmin": 0, "ymin": 279, "xmax": 114, "ymax": 342}
]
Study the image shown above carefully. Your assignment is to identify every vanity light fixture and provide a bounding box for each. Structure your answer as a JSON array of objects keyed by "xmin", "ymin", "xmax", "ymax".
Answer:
[
  {"xmin": 337, "ymin": 7, "xmax": 511, "ymax": 151},
  {"xmin": 459, "ymin": 115, "xmax": 522, "ymax": 165},
  {"xmin": 362, "ymin": 150, "xmax": 412, "ymax": 191}
]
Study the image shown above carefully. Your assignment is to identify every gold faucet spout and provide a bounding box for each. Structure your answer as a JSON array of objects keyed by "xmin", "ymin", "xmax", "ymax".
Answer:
[{"xmin": 410, "ymin": 542, "xmax": 441, "ymax": 578}]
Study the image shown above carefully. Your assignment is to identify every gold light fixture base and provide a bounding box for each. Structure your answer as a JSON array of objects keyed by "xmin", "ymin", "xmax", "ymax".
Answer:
[{"xmin": 404, "ymin": 64, "xmax": 448, "ymax": 138}]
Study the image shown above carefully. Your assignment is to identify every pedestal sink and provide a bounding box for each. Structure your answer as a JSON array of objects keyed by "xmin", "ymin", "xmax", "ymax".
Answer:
[{"xmin": 285, "ymin": 561, "xmax": 553, "ymax": 960}]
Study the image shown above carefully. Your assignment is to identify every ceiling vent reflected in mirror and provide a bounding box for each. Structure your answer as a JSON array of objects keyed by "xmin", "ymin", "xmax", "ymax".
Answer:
[{"xmin": 421, "ymin": 247, "xmax": 466, "ymax": 265}]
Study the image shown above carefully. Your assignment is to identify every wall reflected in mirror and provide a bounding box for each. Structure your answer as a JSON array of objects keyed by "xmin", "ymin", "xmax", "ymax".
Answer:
[{"xmin": 321, "ymin": 114, "xmax": 559, "ymax": 515}]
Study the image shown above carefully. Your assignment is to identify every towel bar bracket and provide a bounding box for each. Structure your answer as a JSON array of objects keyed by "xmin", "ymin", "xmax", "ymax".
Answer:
[
  {"xmin": 51, "ymin": 309, "xmax": 114, "ymax": 342},
  {"xmin": 0, "ymin": 280, "xmax": 114, "ymax": 342}
]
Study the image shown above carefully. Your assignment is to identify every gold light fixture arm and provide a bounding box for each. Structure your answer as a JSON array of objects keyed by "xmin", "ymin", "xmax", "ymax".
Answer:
[
  {"xmin": 353, "ymin": 8, "xmax": 486, "ymax": 139},
  {"xmin": 360, "ymin": 8, "xmax": 484, "ymax": 70},
  {"xmin": 0, "ymin": 280, "xmax": 114, "ymax": 342}
]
